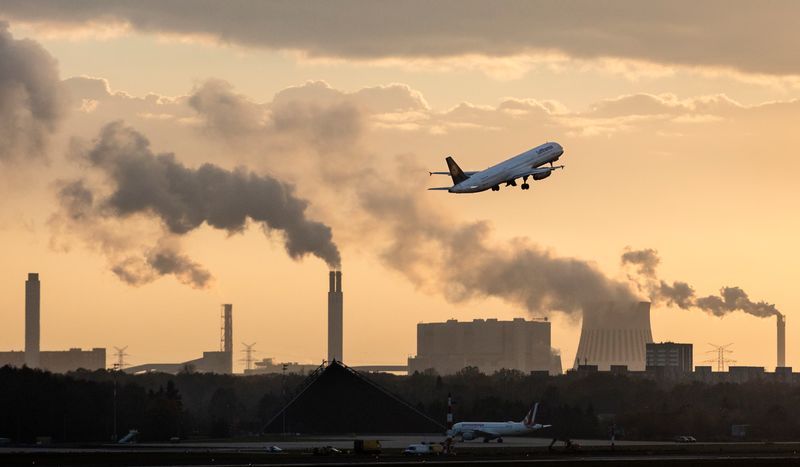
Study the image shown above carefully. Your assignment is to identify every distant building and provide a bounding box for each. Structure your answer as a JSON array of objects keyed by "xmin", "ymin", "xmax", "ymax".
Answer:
[
  {"xmin": 408, "ymin": 317, "xmax": 560, "ymax": 375},
  {"xmin": 646, "ymin": 342, "xmax": 693, "ymax": 372},
  {"xmin": 0, "ymin": 348, "xmax": 106, "ymax": 372},
  {"xmin": 243, "ymin": 357, "xmax": 320, "ymax": 375},
  {"xmin": 123, "ymin": 351, "xmax": 231, "ymax": 375}
]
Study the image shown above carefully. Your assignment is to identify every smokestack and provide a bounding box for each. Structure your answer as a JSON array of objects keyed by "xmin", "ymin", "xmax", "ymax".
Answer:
[
  {"xmin": 777, "ymin": 313, "xmax": 786, "ymax": 368},
  {"xmin": 220, "ymin": 304, "xmax": 233, "ymax": 374},
  {"xmin": 222, "ymin": 304, "xmax": 233, "ymax": 354},
  {"xmin": 327, "ymin": 271, "xmax": 343, "ymax": 363},
  {"xmin": 25, "ymin": 273, "xmax": 40, "ymax": 368}
]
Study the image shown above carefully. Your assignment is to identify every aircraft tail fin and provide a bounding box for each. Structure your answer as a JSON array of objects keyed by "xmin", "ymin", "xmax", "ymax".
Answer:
[
  {"xmin": 522, "ymin": 402, "xmax": 539, "ymax": 427},
  {"xmin": 445, "ymin": 156, "xmax": 469, "ymax": 185}
]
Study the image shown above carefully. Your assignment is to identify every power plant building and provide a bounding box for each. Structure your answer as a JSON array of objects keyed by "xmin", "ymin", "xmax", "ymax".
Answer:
[
  {"xmin": 0, "ymin": 273, "xmax": 107, "ymax": 373},
  {"xmin": 0, "ymin": 348, "xmax": 106, "ymax": 373},
  {"xmin": 123, "ymin": 304, "xmax": 233, "ymax": 374},
  {"xmin": 573, "ymin": 302, "xmax": 654, "ymax": 371},
  {"xmin": 408, "ymin": 318, "xmax": 560, "ymax": 375},
  {"xmin": 646, "ymin": 342, "xmax": 693, "ymax": 372}
]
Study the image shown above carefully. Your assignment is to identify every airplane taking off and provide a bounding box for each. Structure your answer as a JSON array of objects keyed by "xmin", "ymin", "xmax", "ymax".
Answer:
[
  {"xmin": 448, "ymin": 403, "xmax": 551, "ymax": 443},
  {"xmin": 428, "ymin": 142, "xmax": 564, "ymax": 193}
]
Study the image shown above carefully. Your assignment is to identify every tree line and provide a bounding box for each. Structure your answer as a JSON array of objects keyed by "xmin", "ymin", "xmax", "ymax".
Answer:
[{"xmin": 2, "ymin": 365, "xmax": 799, "ymax": 442}]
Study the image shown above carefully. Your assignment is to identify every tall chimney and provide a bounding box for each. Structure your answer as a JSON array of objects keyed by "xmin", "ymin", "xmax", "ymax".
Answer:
[
  {"xmin": 25, "ymin": 273, "xmax": 40, "ymax": 368},
  {"xmin": 777, "ymin": 313, "xmax": 786, "ymax": 368},
  {"xmin": 222, "ymin": 304, "xmax": 233, "ymax": 353},
  {"xmin": 221, "ymin": 304, "xmax": 233, "ymax": 374},
  {"xmin": 327, "ymin": 271, "xmax": 343, "ymax": 363}
]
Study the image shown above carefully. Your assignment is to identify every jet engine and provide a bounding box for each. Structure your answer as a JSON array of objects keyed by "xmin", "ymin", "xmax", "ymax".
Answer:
[
  {"xmin": 461, "ymin": 432, "xmax": 476, "ymax": 441},
  {"xmin": 533, "ymin": 171, "xmax": 551, "ymax": 181}
]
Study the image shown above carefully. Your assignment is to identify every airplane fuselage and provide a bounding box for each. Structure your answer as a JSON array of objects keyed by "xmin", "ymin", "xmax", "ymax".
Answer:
[
  {"xmin": 449, "ymin": 142, "xmax": 564, "ymax": 193},
  {"xmin": 450, "ymin": 421, "xmax": 546, "ymax": 441}
]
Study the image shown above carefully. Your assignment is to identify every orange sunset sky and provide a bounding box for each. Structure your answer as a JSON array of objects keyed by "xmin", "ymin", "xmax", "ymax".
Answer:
[{"xmin": 0, "ymin": 1, "xmax": 798, "ymax": 372}]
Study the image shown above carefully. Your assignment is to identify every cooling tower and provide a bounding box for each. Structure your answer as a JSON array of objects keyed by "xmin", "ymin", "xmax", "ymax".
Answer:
[
  {"xmin": 777, "ymin": 313, "xmax": 786, "ymax": 368},
  {"xmin": 573, "ymin": 301, "xmax": 653, "ymax": 371}
]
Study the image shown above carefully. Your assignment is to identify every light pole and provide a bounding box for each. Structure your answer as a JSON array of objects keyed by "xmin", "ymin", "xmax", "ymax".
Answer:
[{"xmin": 112, "ymin": 363, "xmax": 120, "ymax": 443}]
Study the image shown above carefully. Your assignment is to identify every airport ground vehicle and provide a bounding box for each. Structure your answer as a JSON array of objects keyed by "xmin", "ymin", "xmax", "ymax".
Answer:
[{"xmin": 402, "ymin": 443, "xmax": 443, "ymax": 455}]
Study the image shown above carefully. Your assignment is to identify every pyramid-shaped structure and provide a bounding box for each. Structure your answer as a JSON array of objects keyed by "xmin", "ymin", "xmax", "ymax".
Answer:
[{"xmin": 264, "ymin": 360, "xmax": 443, "ymax": 434}]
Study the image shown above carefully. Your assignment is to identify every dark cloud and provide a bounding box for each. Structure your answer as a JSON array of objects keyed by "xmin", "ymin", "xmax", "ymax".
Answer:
[
  {"xmin": 622, "ymin": 248, "xmax": 780, "ymax": 317},
  {"xmin": 52, "ymin": 121, "xmax": 340, "ymax": 288},
  {"xmin": 0, "ymin": 21, "xmax": 66, "ymax": 162},
  {"xmin": 2, "ymin": 1, "xmax": 799, "ymax": 75},
  {"xmin": 87, "ymin": 121, "xmax": 340, "ymax": 266},
  {"xmin": 112, "ymin": 244, "xmax": 212, "ymax": 288},
  {"xmin": 54, "ymin": 178, "xmax": 213, "ymax": 288}
]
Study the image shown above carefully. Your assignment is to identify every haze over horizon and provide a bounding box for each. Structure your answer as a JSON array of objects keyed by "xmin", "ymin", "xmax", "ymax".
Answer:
[{"xmin": 0, "ymin": 1, "xmax": 797, "ymax": 372}]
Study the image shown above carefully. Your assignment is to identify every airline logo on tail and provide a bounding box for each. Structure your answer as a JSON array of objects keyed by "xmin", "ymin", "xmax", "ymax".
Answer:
[
  {"xmin": 522, "ymin": 402, "xmax": 539, "ymax": 427},
  {"xmin": 446, "ymin": 156, "xmax": 469, "ymax": 184}
]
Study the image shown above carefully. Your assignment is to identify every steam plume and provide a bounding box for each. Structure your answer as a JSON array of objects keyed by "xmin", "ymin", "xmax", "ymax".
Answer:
[
  {"xmin": 189, "ymin": 80, "xmax": 639, "ymax": 316},
  {"xmin": 621, "ymin": 247, "xmax": 780, "ymax": 317},
  {"xmin": 0, "ymin": 22, "xmax": 66, "ymax": 163}
]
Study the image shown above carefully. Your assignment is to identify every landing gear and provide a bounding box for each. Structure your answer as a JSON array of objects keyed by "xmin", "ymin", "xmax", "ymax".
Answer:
[
  {"xmin": 497, "ymin": 438, "xmax": 504, "ymax": 443},
  {"xmin": 521, "ymin": 183, "xmax": 530, "ymax": 190},
  {"xmin": 491, "ymin": 185, "xmax": 500, "ymax": 191}
]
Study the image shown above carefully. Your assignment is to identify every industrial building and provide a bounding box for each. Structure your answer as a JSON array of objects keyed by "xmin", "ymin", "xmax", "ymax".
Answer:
[
  {"xmin": 123, "ymin": 304, "xmax": 233, "ymax": 374},
  {"xmin": 328, "ymin": 271, "xmax": 343, "ymax": 363},
  {"xmin": 407, "ymin": 317, "xmax": 561, "ymax": 375},
  {"xmin": 573, "ymin": 301, "xmax": 653, "ymax": 371},
  {"xmin": 0, "ymin": 348, "xmax": 106, "ymax": 373},
  {"xmin": 646, "ymin": 342, "xmax": 693, "ymax": 372},
  {"xmin": 243, "ymin": 357, "xmax": 321, "ymax": 375},
  {"xmin": 0, "ymin": 273, "xmax": 106, "ymax": 373}
]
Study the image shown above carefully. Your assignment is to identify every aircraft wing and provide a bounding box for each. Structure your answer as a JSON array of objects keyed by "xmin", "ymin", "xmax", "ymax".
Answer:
[
  {"xmin": 429, "ymin": 171, "xmax": 480, "ymax": 176},
  {"xmin": 516, "ymin": 165, "xmax": 564, "ymax": 178}
]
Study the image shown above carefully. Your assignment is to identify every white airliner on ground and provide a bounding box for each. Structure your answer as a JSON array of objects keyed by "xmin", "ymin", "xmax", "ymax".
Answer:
[
  {"xmin": 429, "ymin": 142, "xmax": 564, "ymax": 193},
  {"xmin": 448, "ymin": 403, "xmax": 551, "ymax": 443}
]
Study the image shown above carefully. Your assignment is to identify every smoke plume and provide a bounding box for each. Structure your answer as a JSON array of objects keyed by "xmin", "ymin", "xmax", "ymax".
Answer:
[
  {"xmin": 53, "ymin": 121, "xmax": 340, "ymax": 287},
  {"xmin": 189, "ymin": 80, "xmax": 639, "ymax": 316},
  {"xmin": 0, "ymin": 22, "xmax": 66, "ymax": 163},
  {"xmin": 621, "ymin": 247, "xmax": 780, "ymax": 317},
  {"xmin": 353, "ymin": 158, "xmax": 638, "ymax": 316}
]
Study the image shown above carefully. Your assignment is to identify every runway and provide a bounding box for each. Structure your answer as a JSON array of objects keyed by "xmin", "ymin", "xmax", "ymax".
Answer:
[{"xmin": 3, "ymin": 436, "xmax": 800, "ymax": 466}]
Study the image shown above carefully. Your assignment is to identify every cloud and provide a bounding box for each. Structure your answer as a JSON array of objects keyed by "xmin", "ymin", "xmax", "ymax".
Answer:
[
  {"xmin": 0, "ymin": 21, "xmax": 66, "ymax": 163},
  {"xmin": 2, "ymin": 1, "xmax": 800, "ymax": 77}
]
